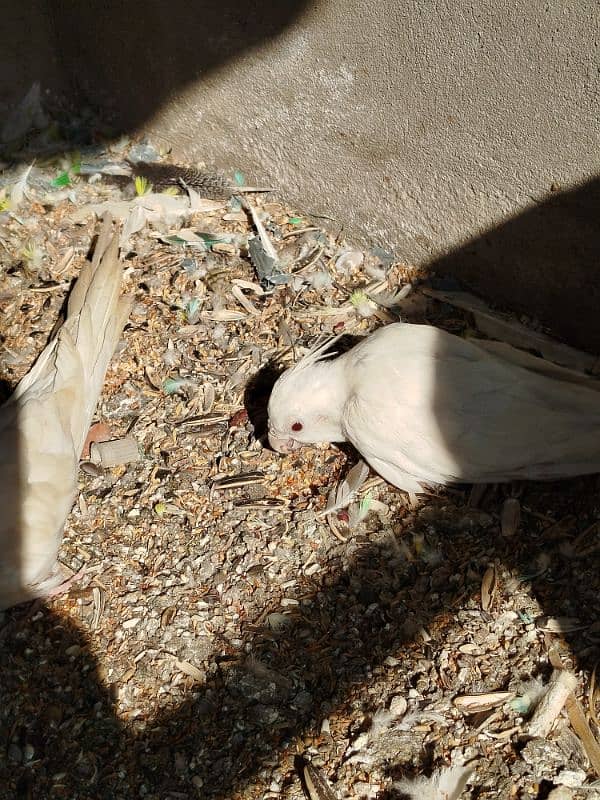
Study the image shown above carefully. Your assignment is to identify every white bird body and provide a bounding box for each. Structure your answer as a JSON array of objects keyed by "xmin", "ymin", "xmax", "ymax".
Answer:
[
  {"xmin": 267, "ymin": 323, "xmax": 600, "ymax": 496},
  {"xmin": 0, "ymin": 219, "xmax": 130, "ymax": 609}
]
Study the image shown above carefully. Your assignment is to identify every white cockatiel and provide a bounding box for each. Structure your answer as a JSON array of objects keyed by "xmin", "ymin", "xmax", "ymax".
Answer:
[
  {"xmin": 267, "ymin": 323, "xmax": 600, "ymax": 497},
  {"xmin": 0, "ymin": 217, "xmax": 131, "ymax": 609}
]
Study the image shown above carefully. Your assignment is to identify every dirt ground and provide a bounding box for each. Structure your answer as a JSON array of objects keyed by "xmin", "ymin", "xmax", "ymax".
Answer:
[{"xmin": 1, "ymin": 130, "xmax": 599, "ymax": 800}]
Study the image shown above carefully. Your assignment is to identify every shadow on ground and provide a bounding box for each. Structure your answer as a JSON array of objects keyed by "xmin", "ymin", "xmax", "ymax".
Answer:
[
  {"xmin": 1, "ymin": 475, "xmax": 598, "ymax": 797},
  {"xmin": 2, "ymin": 314, "xmax": 599, "ymax": 798}
]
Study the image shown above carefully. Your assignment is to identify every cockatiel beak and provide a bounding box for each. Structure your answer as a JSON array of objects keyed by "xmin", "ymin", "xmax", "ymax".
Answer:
[{"xmin": 268, "ymin": 431, "xmax": 302, "ymax": 453}]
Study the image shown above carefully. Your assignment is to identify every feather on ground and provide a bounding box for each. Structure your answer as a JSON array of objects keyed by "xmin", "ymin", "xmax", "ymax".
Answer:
[{"xmin": 394, "ymin": 764, "xmax": 474, "ymax": 800}]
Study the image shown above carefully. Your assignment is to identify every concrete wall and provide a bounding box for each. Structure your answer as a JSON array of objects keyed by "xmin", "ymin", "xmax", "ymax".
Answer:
[
  {"xmin": 150, "ymin": 1, "xmax": 600, "ymax": 251},
  {"xmin": 146, "ymin": 0, "xmax": 600, "ymax": 351},
  {"xmin": 2, "ymin": 1, "xmax": 599, "ymax": 350}
]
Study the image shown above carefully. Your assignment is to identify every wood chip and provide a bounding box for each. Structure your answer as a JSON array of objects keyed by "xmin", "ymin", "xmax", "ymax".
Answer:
[
  {"xmin": 501, "ymin": 497, "xmax": 521, "ymax": 537},
  {"xmin": 231, "ymin": 278, "xmax": 265, "ymax": 295},
  {"xmin": 91, "ymin": 586, "xmax": 105, "ymax": 630},
  {"xmin": 90, "ymin": 436, "xmax": 140, "ymax": 467},
  {"xmin": 565, "ymin": 692, "xmax": 600, "ymax": 776},
  {"xmin": 453, "ymin": 691, "xmax": 514, "ymax": 713},
  {"xmin": 202, "ymin": 309, "xmax": 247, "ymax": 321},
  {"xmin": 481, "ymin": 565, "xmax": 497, "ymax": 611},
  {"xmin": 121, "ymin": 665, "xmax": 136, "ymax": 683},
  {"xmin": 523, "ymin": 669, "xmax": 577, "ymax": 739},
  {"xmin": 173, "ymin": 658, "xmax": 205, "ymax": 682},
  {"xmin": 54, "ymin": 246, "xmax": 75, "ymax": 275},
  {"xmin": 231, "ymin": 284, "xmax": 260, "ymax": 315},
  {"xmin": 160, "ymin": 606, "xmax": 177, "ymax": 628}
]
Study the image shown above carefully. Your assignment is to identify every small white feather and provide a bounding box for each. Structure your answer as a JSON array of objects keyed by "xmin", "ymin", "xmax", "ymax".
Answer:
[
  {"xmin": 321, "ymin": 460, "xmax": 369, "ymax": 516},
  {"xmin": 394, "ymin": 764, "xmax": 474, "ymax": 800},
  {"xmin": 9, "ymin": 163, "xmax": 33, "ymax": 210}
]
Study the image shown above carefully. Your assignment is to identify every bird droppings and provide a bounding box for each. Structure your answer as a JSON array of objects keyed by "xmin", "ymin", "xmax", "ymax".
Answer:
[{"xmin": 1, "ymin": 129, "xmax": 600, "ymax": 800}]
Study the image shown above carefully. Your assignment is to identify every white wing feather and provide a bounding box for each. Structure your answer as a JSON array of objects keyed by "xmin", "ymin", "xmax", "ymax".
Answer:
[
  {"xmin": 0, "ymin": 217, "xmax": 130, "ymax": 609},
  {"xmin": 342, "ymin": 324, "xmax": 600, "ymax": 488}
]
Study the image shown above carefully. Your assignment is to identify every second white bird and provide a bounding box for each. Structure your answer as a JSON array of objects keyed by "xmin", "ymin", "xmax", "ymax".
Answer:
[{"xmin": 268, "ymin": 323, "xmax": 600, "ymax": 497}]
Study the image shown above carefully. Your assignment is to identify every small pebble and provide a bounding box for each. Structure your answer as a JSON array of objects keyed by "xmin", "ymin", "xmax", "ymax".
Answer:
[
  {"xmin": 212, "ymin": 242, "xmax": 238, "ymax": 256},
  {"xmin": 556, "ymin": 769, "xmax": 587, "ymax": 788},
  {"xmin": 389, "ymin": 695, "xmax": 408, "ymax": 716}
]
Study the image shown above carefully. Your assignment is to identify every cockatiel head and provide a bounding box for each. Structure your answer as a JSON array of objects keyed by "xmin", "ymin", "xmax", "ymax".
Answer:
[{"xmin": 267, "ymin": 338, "xmax": 347, "ymax": 453}]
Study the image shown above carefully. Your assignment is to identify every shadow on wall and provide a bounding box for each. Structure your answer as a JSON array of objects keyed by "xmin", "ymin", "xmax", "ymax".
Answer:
[
  {"xmin": 0, "ymin": 1, "xmax": 309, "ymax": 140},
  {"xmin": 429, "ymin": 176, "xmax": 600, "ymax": 354}
]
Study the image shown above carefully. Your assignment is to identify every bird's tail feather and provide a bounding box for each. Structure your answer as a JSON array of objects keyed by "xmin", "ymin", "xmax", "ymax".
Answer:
[
  {"xmin": 476, "ymin": 338, "xmax": 600, "ymax": 390},
  {"xmin": 16, "ymin": 215, "xmax": 131, "ymax": 453},
  {"xmin": 68, "ymin": 216, "xmax": 132, "ymax": 450}
]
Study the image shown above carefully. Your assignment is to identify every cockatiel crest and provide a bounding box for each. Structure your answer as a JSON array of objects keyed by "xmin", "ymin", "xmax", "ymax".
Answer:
[{"xmin": 268, "ymin": 323, "xmax": 600, "ymax": 498}]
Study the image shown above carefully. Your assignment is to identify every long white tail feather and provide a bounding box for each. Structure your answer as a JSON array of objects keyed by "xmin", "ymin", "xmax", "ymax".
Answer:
[{"xmin": 0, "ymin": 215, "xmax": 131, "ymax": 608}]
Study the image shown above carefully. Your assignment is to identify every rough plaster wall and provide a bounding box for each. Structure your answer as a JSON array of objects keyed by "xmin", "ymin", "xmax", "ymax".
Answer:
[{"xmin": 148, "ymin": 0, "xmax": 600, "ymax": 259}]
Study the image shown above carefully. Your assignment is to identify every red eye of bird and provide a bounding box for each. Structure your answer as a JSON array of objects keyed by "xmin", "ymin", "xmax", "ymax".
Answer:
[{"xmin": 292, "ymin": 422, "xmax": 303, "ymax": 432}]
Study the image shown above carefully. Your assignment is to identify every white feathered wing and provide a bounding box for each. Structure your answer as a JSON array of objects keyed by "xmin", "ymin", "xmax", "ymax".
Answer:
[
  {"xmin": 0, "ymin": 217, "xmax": 130, "ymax": 609},
  {"xmin": 341, "ymin": 323, "xmax": 600, "ymax": 493}
]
